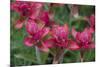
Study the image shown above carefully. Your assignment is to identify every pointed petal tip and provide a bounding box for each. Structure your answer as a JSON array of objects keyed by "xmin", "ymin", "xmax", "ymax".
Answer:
[
  {"xmin": 72, "ymin": 27, "xmax": 78, "ymax": 39},
  {"xmin": 68, "ymin": 40, "xmax": 80, "ymax": 50},
  {"xmin": 15, "ymin": 20, "xmax": 24, "ymax": 29},
  {"xmin": 24, "ymin": 37, "xmax": 33, "ymax": 47},
  {"xmin": 38, "ymin": 46, "xmax": 49, "ymax": 53}
]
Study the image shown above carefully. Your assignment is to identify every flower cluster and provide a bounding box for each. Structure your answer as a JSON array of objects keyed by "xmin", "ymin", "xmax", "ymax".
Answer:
[{"xmin": 11, "ymin": 1, "xmax": 95, "ymax": 53}]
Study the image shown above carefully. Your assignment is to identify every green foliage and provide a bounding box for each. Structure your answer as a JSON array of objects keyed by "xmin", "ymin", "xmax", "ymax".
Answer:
[
  {"xmin": 63, "ymin": 51, "xmax": 80, "ymax": 63},
  {"xmin": 51, "ymin": 5, "xmax": 70, "ymax": 25},
  {"xmin": 79, "ymin": 5, "xmax": 95, "ymax": 16},
  {"xmin": 83, "ymin": 49, "xmax": 95, "ymax": 62}
]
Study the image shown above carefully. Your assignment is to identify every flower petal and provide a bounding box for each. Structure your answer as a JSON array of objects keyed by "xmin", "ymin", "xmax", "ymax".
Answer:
[
  {"xmin": 51, "ymin": 25, "xmax": 68, "ymax": 40},
  {"xmin": 79, "ymin": 28, "xmax": 92, "ymax": 43},
  {"xmin": 32, "ymin": 28, "xmax": 49, "ymax": 41},
  {"xmin": 26, "ymin": 19, "xmax": 39, "ymax": 35},
  {"xmin": 90, "ymin": 14, "xmax": 95, "ymax": 27},
  {"xmin": 39, "ymin": 11, "xmax": 49, "ymax": 25},
  {"xmin": 15, "ymin": 20, "xmax": 24, "ymax": 29},
  {"xmin": 68, "ymin": 40, "xmax": 80, "ymax": 50},
  {"xmin": 42, "ymin": 28, "xmax": 50, "ymax": 38},
  {"xmin": 64, "ymin": 24, "xmax": 69, "ymax": 33},
  {"xmin": 30, "ymin": 3, "xmax": 43, "ymax": 19},
  {"xmin": 89, "ymin": 27, "xmax": 94, "ymax": 34},
  {"xmin": 72, "ymin": 27, "xmax": 78, "ymax": 39},
  {"xmin": 88, "ymin": 42, "xmax": 95, "ymax": 49},
  {"xmin": 42, "ymin": 39, "xmax": 55, "ymax": 48},
  {"xmin": 24, "ymin": 36, "xmax": 33, "ymax": 47},
  {"xmin": 38, "ymin": 45, "xmax": 49, "ymax": 53},
  {"xmin": 37, "ymin": 39, "xmax": 55, "ymax": 52}
]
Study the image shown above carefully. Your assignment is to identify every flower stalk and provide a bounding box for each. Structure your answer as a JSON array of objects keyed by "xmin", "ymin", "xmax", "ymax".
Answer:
[
  {"xmin": 35, "ymin": 47, "xmax": 41, "ymax": 64},
  {"xmin": 52, "ymin": 48, "xmax": 65, "ymax": 64},
  {"xmin": 80, "ymin": 49, "xmax": 84, "ymax": 62}
]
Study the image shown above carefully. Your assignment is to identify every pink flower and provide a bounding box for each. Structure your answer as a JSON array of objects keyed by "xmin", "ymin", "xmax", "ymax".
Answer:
[
  {"xmin": 39, "ymin": 11, "xmax": 50, "ymax": 26},
  {"xmin": 42, "ymin": 24, "xmax": 79, "ymax": 51},
  {"xmin": 29, "ymin": 2, "xmax": 43, "ymax": 19},
  {"xmin": 89, "ymin": 14, "xmax": 95, "ymax": 32},
  {"xmin": 24, "ymin": 19, "xmax": 49, "ymax": 47},
  {"xmin": 11, "ymin": 1, "xmax": 31, "ymax": 16},
  {"xmin": 51, "ymin": 24, "xmax": 69, "ymax": 47},
  {"xmin": 11, "ymin": 1, "xmax": 43, "ymax": 19},
  {"xmin": 26, "ymin": 19, "xmax": 42, "ymax": 35},
  {"xmin": 11, "ymin": 1, "xmax": 43, "ymax": 29},
  {"xmin": 71, "ymin": 27, "xmax": 95, "ymax": 49}
]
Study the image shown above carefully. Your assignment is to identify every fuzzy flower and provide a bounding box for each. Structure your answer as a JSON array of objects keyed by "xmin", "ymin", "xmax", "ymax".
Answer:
[
  {"xmin": 24, "ymin": 19, "xmax": 49, "ymax": 48},
  {"xmin": 42, "ymin": 24, "xmax": 79, "ymax": 51},
  {"xmin": 11, "ymin": 1, "xmax": 43, "ymax": 18},
  {"xmin": 50, "ymin": 24, "xmax": 69, "ymax": 47},
  {"xmin": 11, "ymin": 1, "xmax": 43, "ymax": 29},
  {"xmin": 71, "ymin": 27, "xmax": 95, "ymax": 50}
]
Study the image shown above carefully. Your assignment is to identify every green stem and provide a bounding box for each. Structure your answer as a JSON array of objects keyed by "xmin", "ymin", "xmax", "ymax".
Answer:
[
  {"xmin": 80, "ymin": 57, "xmax": 84, "ymax": 62},
  {"xmin": 52, "ymin": 48, "xmax": 65, "ymax": 64},
  {"xmin": 59, "ymin": 50, "xmax": 66, "ymax": 63},
  {"xmin": 35, "ymin": 47, "xmax": 41, "ymax": 64},
  {"xmin": 80, "ymin": 50, "xmax": 84, "ymax": 62},
  {"xmin": 52, "ymin": 55, "xmax": 59, "ymax": 64}
]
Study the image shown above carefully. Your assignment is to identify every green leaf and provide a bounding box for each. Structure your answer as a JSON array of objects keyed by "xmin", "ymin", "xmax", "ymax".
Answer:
[
  {"xmin": 14, "ymin": 53, "xmax": 36, "ymax": 63},
  {"xmin": 40, "ymin": 52, "xmax": 49, "ymax": 64},
  {"xmin": 79, "ymin": 5, "xmax": 95, "ymax": 16},
  {"xmin": 63, "ymin": 51, "xmax": 80, "ymax": 63},
  {"xmin": 83, "ymin": 49, "xmax": 95, "ymax": 62}
]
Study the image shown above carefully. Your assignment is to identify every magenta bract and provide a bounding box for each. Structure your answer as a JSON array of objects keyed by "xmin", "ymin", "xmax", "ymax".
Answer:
[
  {"xmin": 42, "ymin": 24, "xmax": 80, "ymax": 50},
  {"xmin": 24, "ymin": 19, "xmax": 49, "ymax": 48},
  {"xmin": 72, "ymin": 27, "xmax": 95, "ymax": 49}
]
